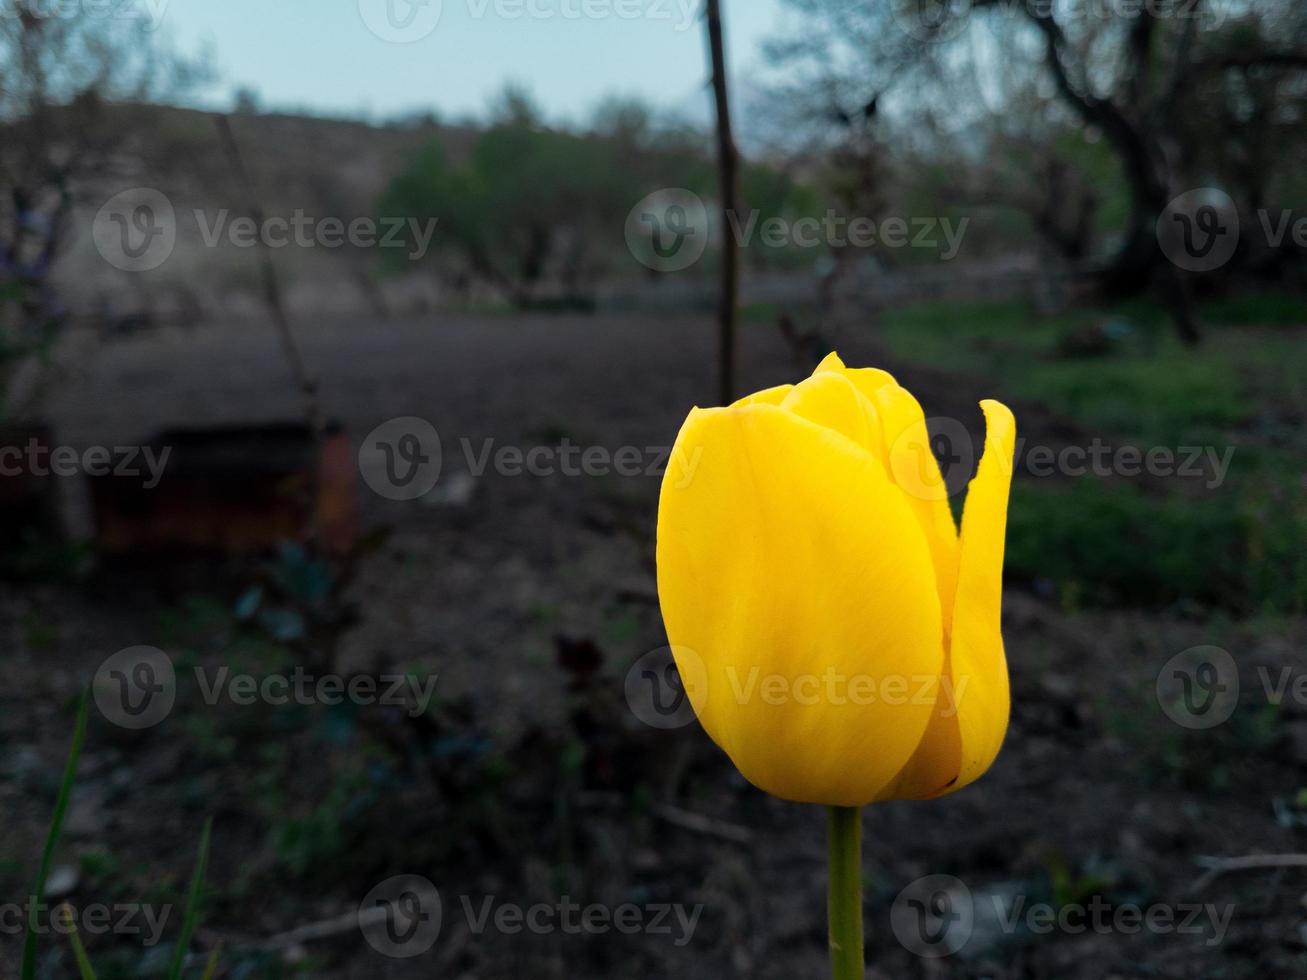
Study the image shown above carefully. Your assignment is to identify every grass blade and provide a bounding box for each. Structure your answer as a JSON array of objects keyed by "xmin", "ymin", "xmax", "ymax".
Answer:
[
  {"xmin": 168, "ymin": 816, "xmax": 213, "ymax": 980},
  {"xmin": 199, "ymin": 942, "xmax": 223, "ymax": 980},
  {"xmin": 22, "ymin": 691, "xmax": 89, "ymax": 980},
  {"xmin": 60, "ymin": 904, "xmax": 98, "ymax": 980}
]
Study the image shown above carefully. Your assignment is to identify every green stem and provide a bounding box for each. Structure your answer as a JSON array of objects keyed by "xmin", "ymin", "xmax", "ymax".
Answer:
[{"xmin": 827, "ymin": 806, "xmax": 864, "ymax": 980}]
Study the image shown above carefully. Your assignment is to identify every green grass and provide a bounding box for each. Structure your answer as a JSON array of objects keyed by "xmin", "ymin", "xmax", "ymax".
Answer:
[
  {"xmin": 880, "ymin": 294, "xmax": 1304, "ymax": 442},
  {"xmin": 1005, "ymin": 479, "xmax": 1307, "ymax": 612},
  {"xmin": 878, "ymin": 293, "xmax": 1307, "ymax": 612}
]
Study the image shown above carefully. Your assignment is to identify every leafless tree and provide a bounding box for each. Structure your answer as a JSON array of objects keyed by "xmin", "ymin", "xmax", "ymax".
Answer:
[
  {"xmin": 769, "ymin": 0, "xmax": 1307, "ymax": 343},
  {"xmin": 0, "ymin": 7, "xmax": 205, "ymax": 374}
]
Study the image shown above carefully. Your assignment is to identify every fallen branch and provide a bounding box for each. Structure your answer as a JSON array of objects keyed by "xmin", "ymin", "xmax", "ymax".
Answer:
[
  {"xmin": 579, "ymin": 791, "xmax": 752, "ymax": 845},
  {"xmin": 1190, "ymin": 854, "xmax": 1307, "ymax": 893}
]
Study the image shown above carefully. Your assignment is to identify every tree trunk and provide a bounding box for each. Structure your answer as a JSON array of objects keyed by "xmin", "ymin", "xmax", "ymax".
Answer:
[{"xmin": 706, "ymin": 0, "xmax": 740, "ymax": 405}]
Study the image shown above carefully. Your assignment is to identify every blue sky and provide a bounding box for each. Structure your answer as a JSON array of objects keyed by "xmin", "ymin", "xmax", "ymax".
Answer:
[{"xmin": 155, "ymin": 0, "xmax": 795, "ymax": 125}]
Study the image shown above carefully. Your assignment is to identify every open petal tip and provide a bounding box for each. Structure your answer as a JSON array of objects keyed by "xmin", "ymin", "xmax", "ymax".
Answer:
[
  {"xmin": 812, "ymin": 350, "xmax": 846, "ymax": 374},
  {"xmin": 979, "ymin": 398, "xmax": 1016, "ymax": 444}
]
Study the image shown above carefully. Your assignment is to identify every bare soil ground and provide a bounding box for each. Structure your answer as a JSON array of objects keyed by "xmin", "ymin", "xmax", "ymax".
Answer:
[{"xmin": 1, "ymin": 314, "xmax": 1303, "ymax": 978}]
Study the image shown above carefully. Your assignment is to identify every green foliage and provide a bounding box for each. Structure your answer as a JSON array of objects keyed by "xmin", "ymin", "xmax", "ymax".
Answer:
[
  {"xmin": 262, "ymin": 768, "xmax": 369, "ymax": 877},
  {"xmin": 22, "ymin": 693, "xmax": 218, "ymax": 978},
  {"xmin": 378, "ymin": 102, "xmax": 831, "ymax": 302},
  {"xmin": 880, "ymin": 297, "xmax": 1307, "ymax": 612},
  {"xmin": 378, "ymin": 123, "xmax": 655, "ymax": 300},
  {"xmin": 1100, "ymin": 682, "xmax": 1281, "ymax": 792},
  {"xmin": 1006, "ymin": 479, "xmax": 1306, "ymax": 613},
  {"xmin": 23, "ymin": 692, "xmax": 88, "ymax": 980},
  {"xmin": 168, "ymin": 818, "xmax": 213, "ymax": 980}
]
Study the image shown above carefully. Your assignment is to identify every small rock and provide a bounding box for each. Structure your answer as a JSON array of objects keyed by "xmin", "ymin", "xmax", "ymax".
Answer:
[
  {"xmin": 423, "ymin": 471, "xmax": 476, "ymax": 507},
  {"xmin": 1039, "ymin": 672, "xmax": 1077, "ymax": 705},
  {"xmin": 63, "ymin": 787, "xmax": 107, "ymax": 839},
  {"xmin": 46, "ymin": 865, "xmax": 80, "ymax": 900}
]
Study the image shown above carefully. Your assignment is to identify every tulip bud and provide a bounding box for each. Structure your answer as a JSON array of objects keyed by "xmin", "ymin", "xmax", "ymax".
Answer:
[{"xmin": 656, "ymin": 352, "xmax": 1015, "ymax": 806}]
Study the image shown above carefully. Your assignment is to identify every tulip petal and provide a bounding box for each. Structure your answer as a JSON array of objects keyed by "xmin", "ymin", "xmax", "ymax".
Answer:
[
  {"xmin": 780, "ymin": 371, "xmax": 884, "ymax": 459},
  {"xmin": 811, "ymin": 355, "xmax": 957, "ymax": 615},
  {"xmin": 657, "ymin": 403, "xmax": 944, "ymax": 806},
  {"xmin": 812, "ymin": 350, "xmax": 847, "ymax": 374},
  {"xmin": 890, "ymin": 399, "xmax": 1014, "ymax": 800},
  {"xmin": 732, "ymin": 384, "xmax": 793, "ymax": 407},
  {"xmin": 814, "ymin": 352, "xmax": 898, "ymax": 399},
  {"xmin": 870, "ymin": 383, "xmax": 961, "ymax": 626}
]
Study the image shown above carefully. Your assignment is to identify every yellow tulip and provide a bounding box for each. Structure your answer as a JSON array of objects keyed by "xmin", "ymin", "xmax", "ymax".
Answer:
[{"xmin": 656, "ymin": 352, "xmax": 1016, "ymax": 807}]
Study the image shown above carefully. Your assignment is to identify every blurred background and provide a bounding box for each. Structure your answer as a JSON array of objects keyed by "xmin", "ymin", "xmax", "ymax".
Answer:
[{"xmin": 1, "ymin": 0, "xmax": 1305, "ymax": 976}]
